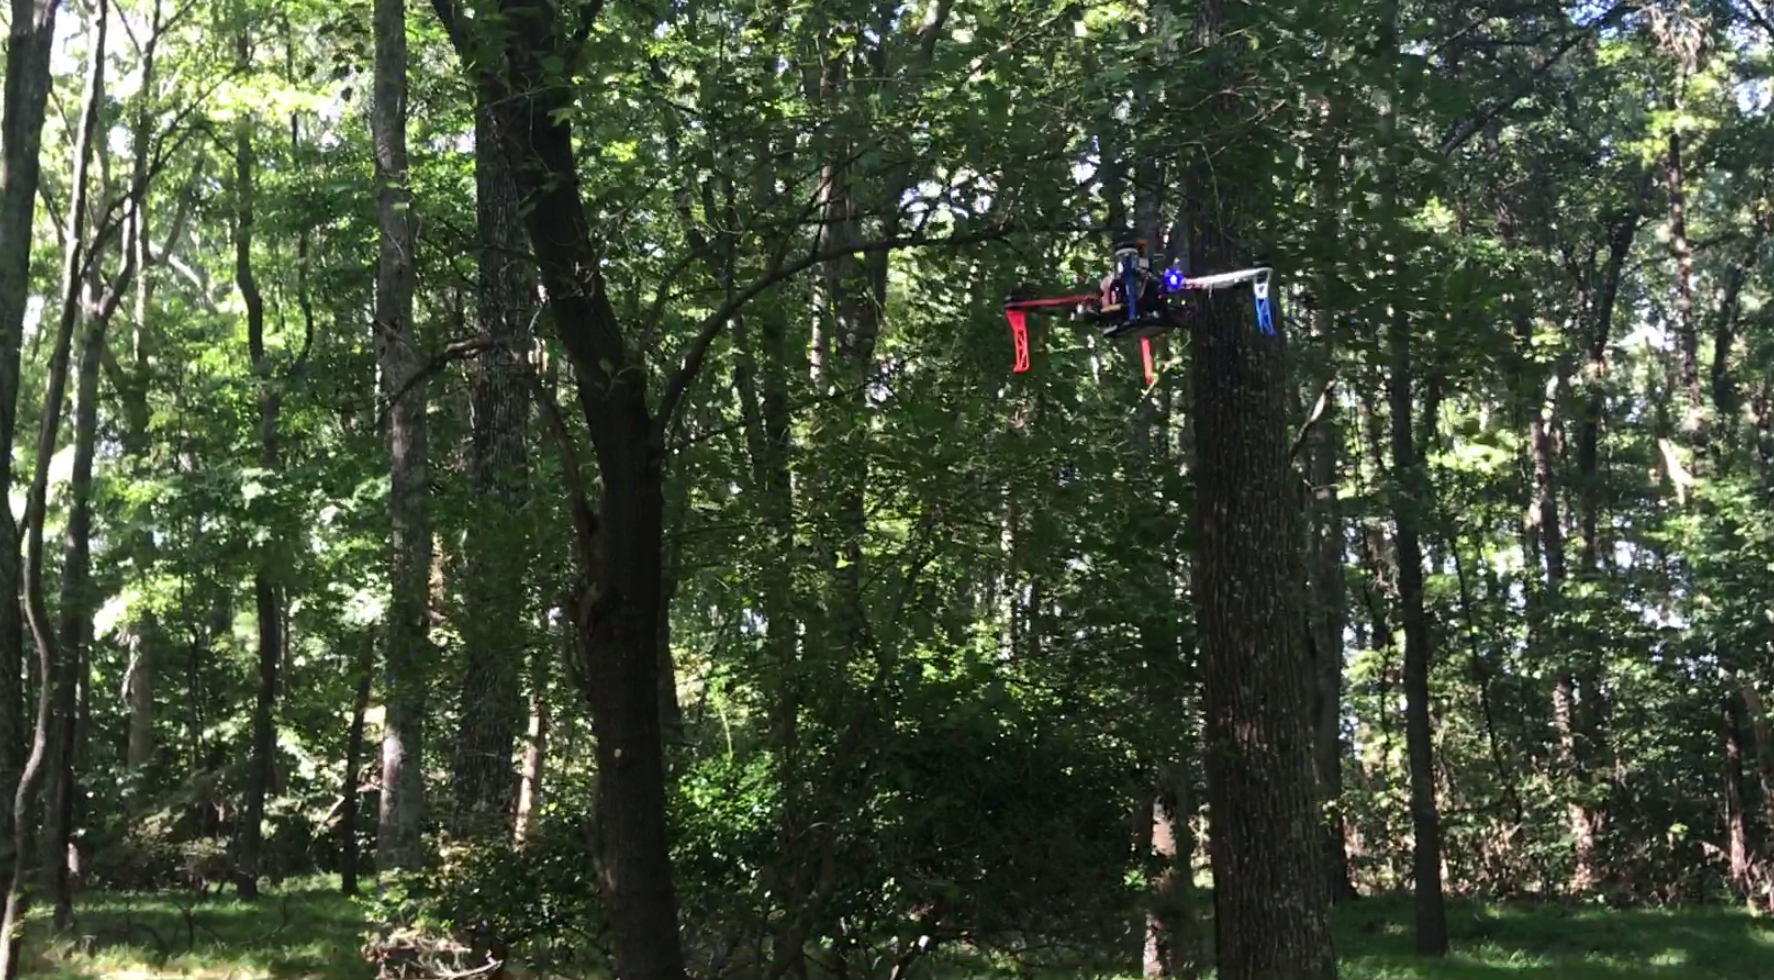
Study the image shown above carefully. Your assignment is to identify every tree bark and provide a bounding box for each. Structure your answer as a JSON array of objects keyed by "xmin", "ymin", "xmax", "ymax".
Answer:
[
  {"xmin": 234, "ymin": 65, "xmax": 281, "ymax": 897},
  {"xmin": 340, "ymin": 638, "xmax": 374, "ymax": 897},
  {"xmin": 1562, "ymin": 204, "xmax": 1638, "ymax": 893},
  {"xmin": 0, "ymin": 0, "xmax": 63, "ymax": 879},
  {"xmin": 1739, "ymin": 683, "xmax": 1774, "ymax": 835},
  {"xmin": 513, "ymin": 637, "xmax": 551, "ymax": 846},
  {"xmin": 1, "ymin": 2, "xmax": 102, "ymax": 961},
  {"xmin": 1723, "ymin": 695, "xmax": 1752, "ymax": 899},
  {"xmin": 1306, "ymin": 275, "xmax": 1354, "ymax": 905},
  {"xmin": 1664, "ymin": 115, "xmax": 1701, "ymax": 427},
  {"xmin": 45, "ymin": 220, "xmax": 111, "ymax": 931},
  {"xmin": 1184, "ymin": 0, "xmax": 1337, "ymax": 971},
  {"xmin": 429, "ymin": 4, "xmax": 686, "ymax": 976},
  {"xmin": 1189, "ymin": 278, "xmax": 1338, "ymax": 979},
  {"xmin": 1388, "ymin": 306, "xmax": 1447, "ymax": 954},
  {"xmin": 374, "ymin": 0, "xmax": 431, "ymax": 877},
  {"xmin": 448, "ymin": 100, "xmax": 531, "ymax": 841}
]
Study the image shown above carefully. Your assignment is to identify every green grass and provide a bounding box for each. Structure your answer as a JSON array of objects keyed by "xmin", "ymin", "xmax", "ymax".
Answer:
[
  {"xmin": 1332, "ymin": 895, "xmax": 1774, "ymax": 979},
  {"xmin": 19, "ymin": 881, "xmax": 1774, "ymax": 979},
  {"xmin": 23, "ymin": 876, "xmax": 363, "ymax": 979}
]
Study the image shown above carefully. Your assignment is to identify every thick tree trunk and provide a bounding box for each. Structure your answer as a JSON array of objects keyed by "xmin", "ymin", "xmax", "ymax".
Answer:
[
  {"xmin": 431, "ymin": 3, "xmax": 688, "ymax": 972},
  {"xmin": 1185, "ymin": 105, "xmax": 1337, "ymax": 980},
  {"xmin": 1185, "ymin": 3, "xmax": 1338, "ymax": 973},
  {"xmin": 1388, "ymin": 307, "xmax": 1447, "ymax": 955},
  {"xmin": 374, "ymin": 0, "xmax": 431, "ymax": 877},
  {"xmin": 448, "ymin": 101, "xmax": 530, "ymax": 840},
  {"xmin": 1189, "ymin": 279, "xmax": 1337, "ymax": 978},
  {"xmin": 0, "ymin": 0, "xmax": 63, "ymax": 881}
]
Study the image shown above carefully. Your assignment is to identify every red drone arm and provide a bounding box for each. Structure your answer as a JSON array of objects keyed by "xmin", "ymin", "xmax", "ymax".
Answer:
[{"xmin": 1004, "ymin": 294, "xmax": 1095, "ymax": 373}]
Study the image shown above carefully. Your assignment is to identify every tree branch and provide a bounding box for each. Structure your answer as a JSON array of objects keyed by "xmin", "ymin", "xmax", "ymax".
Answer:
[
  {"xmin": 373, "ymin": 334, "xmax": 498, "ymax": 427},
  {"xmin": 651, "ymin": 219, "xmax": 1025, "ymax": 442},
  {"xmin": 1289, "ymin": 376, "xmax": 1337, "ymax": 461},
  {"xmin": 1436, "ymin": 1, "xmax": 1635, "ymax": 156}
]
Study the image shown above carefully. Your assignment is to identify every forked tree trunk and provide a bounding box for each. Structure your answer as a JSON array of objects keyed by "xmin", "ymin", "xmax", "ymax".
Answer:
[
  {"xmin": 46, "ymin": 222, "xmax": 112, "ymax": 931},
  {"xmin": 1562, "ymin": 205, "xmax": 1638, "ymax": 894},
  {"xmin": 430, "ymin": 4, "xmax": 686, "ymax": 974}
]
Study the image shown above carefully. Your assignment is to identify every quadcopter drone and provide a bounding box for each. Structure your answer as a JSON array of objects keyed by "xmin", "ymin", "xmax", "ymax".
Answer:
[{"xmin": 1002, "ymin": 238, "xmax": 1275, "ymax": 384}]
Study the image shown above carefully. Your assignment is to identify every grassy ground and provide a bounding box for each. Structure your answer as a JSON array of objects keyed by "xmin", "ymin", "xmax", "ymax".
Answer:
[
  {"xmin": 23, "ymin": 876, "xmax": 363, "ymax": 979},
  {"xmin": 19, "ymin": 881, "xmax": 1774, "ymax": 978},
  {"xmin": 1333, "ymin": 895, "xmax": 1774, "ymax": 978}
]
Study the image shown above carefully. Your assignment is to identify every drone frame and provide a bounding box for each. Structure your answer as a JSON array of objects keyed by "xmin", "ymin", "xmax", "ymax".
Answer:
[{"xmin": 1003, "ymin": 262, "xmax": 1274, "ymax": 385}]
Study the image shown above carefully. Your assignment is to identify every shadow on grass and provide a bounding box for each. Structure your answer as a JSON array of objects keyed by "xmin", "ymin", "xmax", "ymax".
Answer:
[{"xmin": 25, "ymin": 876, "xmax": 365, "ymax": 980}]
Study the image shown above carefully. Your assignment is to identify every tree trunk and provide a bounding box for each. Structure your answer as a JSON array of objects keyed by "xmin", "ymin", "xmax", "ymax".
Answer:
[
  {"xmin": 340, "ymin": 638, "xmax": 374, "ymax": 897},
  {"xmin": 1306, "ymin": 294, "xmax": 1354, "ymax": 905},
  {"xmin": 1723, "ymin": 695, "xmax": 1752, "ymax": 899},
  {"xmin": 513, "ymin": 637, "xmax": 551, "ymax": 846},
  {"xmin": 1664, "ymin": 116, "xmax": 1701, "ymax": 427},
  {"xmin": 1739, "ymin": 683, "xmax": 1774, "ymax": 834},
  {"xmin": 1146, "ymin": 760, "xmax": 1202, "ymax": 980},
  {"xmin": 0, "ymin": 0, "xmax": 63, "ymax": 882},
  {"xmin": 1184, "ymin": 8, "xmax": 1336, "ymax": 957},
  {"xmin": 448, "ymin": 100, "xmax": 530, "ymax": 841},
  {"xmin": 1388, "ymin": 306, "xmax": 1447, "ymax": 955},
  {"xmin": 432, "ymin": 3, "xmax": 689, "ymax": 973},
  {"xmin": 234, "ymin": 46, "xmax": 281, "ymax": 898},
  {"xmin": 1188, "ymin": 275, "xmax": 1337, "ymax": 979},
  {"xmin": 1562, "ymin": 205, "xmax": 1638, "ymax": 893},
  {"xmin": 45, "ymin": 230, "xmax": 111, "ymax": 931},
  {"xmin": 374, "ymin": 0, "xmax": 431, "ymax": 877},
  {"xmin": 124, "ymin": 630, "xmax": 154, "ymax": 769},
  {"xmin": 0, "ymin": 3, "xmax": 101, "ymax": 962}
]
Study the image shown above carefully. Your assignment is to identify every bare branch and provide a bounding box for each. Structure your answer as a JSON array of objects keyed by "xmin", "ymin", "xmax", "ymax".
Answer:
[{"xmin": 373, "ymin": 334, "xmax": 499, "ymax": 427}]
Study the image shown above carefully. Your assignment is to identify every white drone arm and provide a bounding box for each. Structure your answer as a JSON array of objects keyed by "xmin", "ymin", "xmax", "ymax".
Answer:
[
  {"xmin": 1171, "ymin": 266, "xmax": 1276, "ymax": 334},
  {"xmin": 1181, "ymin": 266, "xmax": 1271, "ymax": 290}
]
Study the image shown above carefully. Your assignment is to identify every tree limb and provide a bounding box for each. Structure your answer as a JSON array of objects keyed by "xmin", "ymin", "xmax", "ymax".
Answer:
[
  {"xmin": 1436, "ymin": 1, "xmax": 1635, "ymax": 156},
  {"xmin": 1289, "ymin": 376, "xmax": 1337, "ymax": 462},
  {"xmin": 652, "ymin": 218, "xmax": 1025, "ymax": 442}
]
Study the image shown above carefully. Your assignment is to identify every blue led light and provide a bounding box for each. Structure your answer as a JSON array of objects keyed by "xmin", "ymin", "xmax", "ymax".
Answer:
[{"xmin": 1163, "ymin": 269, "xmax": 1184, "ymax": 291}]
